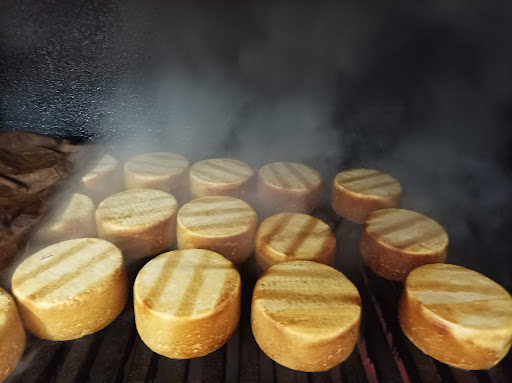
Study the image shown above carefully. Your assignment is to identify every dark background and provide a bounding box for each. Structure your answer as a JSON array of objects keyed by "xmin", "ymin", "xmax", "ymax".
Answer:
[{"xmin": 1, "ymin": 0, "xmax": 511, "ymax": 287}]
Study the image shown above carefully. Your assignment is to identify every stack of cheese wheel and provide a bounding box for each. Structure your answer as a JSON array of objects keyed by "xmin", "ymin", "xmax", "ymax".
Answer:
[
  {"xmin": 177, "ymin": 196, "xmax": 257, "ymax": 264},
  {"xmin": 0, "ymin": 288, "xmax": 25, "ymax": 382},
  {"xmin": 189, "ymin": 158, "xmax": 254, "ymax": 200},
  {"xmin": 96, "ymin": 189, "xmax": 178, "ymax": 258},
  {"xmin": 331, "ymin": 168, "xmax": 401, "ymax": 223},
  {"xmin": 134, "ymin": 249, "xmax": 241, "ymax": 359},
  {"xmin": 80, "ymin": 154, "xmax": 120, "ymax": 202},
  {"xmin": 11, "ymin": 238, "xmax": 127, "ymax": 340},
  {"xmin": 32, "ymin": 193, "xmax": 96, "ymax": 245},
  {"xmin": 360, "ymin": 208, "xmax": 449, "ymax": 281},
  {"xmin": 124, "ymin": 152, "xmax": 189, "ymax": 202},
  {"xmin": 400, "ymin": 264, "xmax": 512, "ymax": 370},
  {"xmin": 252, "ymin": 261, "xmax": 361, "ymax": 372},
  {"xmin": 255, "ymin": 213, "xmax": 336, "ymax": 271},
  {"xmin": 258, "ymin": 162, "xmax": 322, "ymax": 214}
]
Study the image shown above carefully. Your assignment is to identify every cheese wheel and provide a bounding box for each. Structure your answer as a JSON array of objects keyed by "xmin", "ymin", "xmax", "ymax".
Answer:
[
  {"xmin": 399, "ymin": 264, "xmax": 512, "ymax": 370},
  {"xmin": 0, "ymin": 288, "xmax": 25, "ymax": 382},
  {"xmin": 332, "ymin": 168, "xmax": 401, "ymax": 223},
  {"xmin": 189, "ymin": 158, "xmax": 254, "ymax": 200},
  {"xmin": 32, "ymin": 193, "xmax": 96, "ymax": 244},
  {"xmin": 255, "ymin": 213, "xmax": 336, "ymax": 271},
  {"xmin": 252, "ymin": 261, "xmax": 361, "ymax": 372},
  {"xmin": 80, "ymin": 154, "xmax": 120, "ymax": 202},
  {"xmin": 177, "ymin": 196, "xmax": 257, "ymax": 264},
  {"xmin": 360, "ymin": 208, "xmax": 448, "ymax": 281},
  {"xmin": 11, "ymin": 238, "xmax": 127, "ymax": 341},
  {"xmin": 258, "ymin": 162, "xmax": 322, "ymax": 214},
  {"xmin": 124, "ymin": 152, "xmax": 189, "ymax": 202},
  {"xmin": 96, "ymin": 189, "xmax": 178, "ymax": 258},
  {"xmin": 134, "ymin": 249, "xmax": 241, "ymax": 359}
]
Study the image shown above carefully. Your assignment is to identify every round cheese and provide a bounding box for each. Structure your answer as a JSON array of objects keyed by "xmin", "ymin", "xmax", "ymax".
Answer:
[
  {"xmin": 189, "ymin": 158, "xmax": 254, "ymax": 200},
  {"xmin": 332, "ymin": 168, "xmax": 401, "ymax": 223},
  {"xmin": 124, "ymin": 152, "xmax": 189, "ymax": 202},
  {"xmin": 134, "ymin": 249, "xmax": 241, "ymax": 359},
  {"xmin": 0, "ymin": 288, "xmax": 25, "ymax": 382},
  {"xmin": 177, "ymin": 196, "xmax": 257, "ymax": 264},
  {"xmin": 399, "ymin": 264, "xmax": 512, "ymax": 370},
  {"xmin": 258, "ymin": 162, "xmax": 322, "ymax": 214},
  {"xmin": 361, "ymin": 208, "xmax": 448, "ymax": 281},
  {"xmin": 252, "ymin": 261, "xmax": 361, "ymax": 372},
  {"xmin": 11, "ymin": 238, "xmax": 127, "ymax": 341},
  {"xmin": 96, "ymin": 189, "xmax": 178, "ymax": 258},
  {"xmin": 80, "ymin": 154, "xmax": 120, "ymax": 202},
  {"xmin": 33, "ymin": 193, "xmax": 96, "ymax": 245},
  {"xmin": 255, "ymin": 213, "xmax": 336, "ymax": 271}
]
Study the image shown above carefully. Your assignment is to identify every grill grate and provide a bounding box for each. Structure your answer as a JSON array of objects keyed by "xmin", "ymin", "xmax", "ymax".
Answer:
[{"xmin": 4, "ymin": 208, "xmax": 512, "ymax": 383}]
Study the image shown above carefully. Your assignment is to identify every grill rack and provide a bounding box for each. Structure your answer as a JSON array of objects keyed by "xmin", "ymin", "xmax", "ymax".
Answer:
[{"xmin": 5, "ymin": 207, "xmax": 512, "ymax": 383}]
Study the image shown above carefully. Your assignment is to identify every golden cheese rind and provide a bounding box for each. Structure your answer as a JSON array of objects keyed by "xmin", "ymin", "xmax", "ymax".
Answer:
[
  {"xmin": 134, "ymin": 249, "xmax": 241, "ymax": 359},
  {"xmin": 360, "ymin": 208, "xmax": 448, "ymax": 281},
  {"xmin": 11, "ymin": 238, "xmax": 128, "ymax": 341},
  {"xmin": 399, "ymin": 263, "xmax": 512, "ymax": 370},
  {"xmin": 189, "ymin": 158, "xmax": 254, "ymax": 200},
  {"xmin": 0, "ymin": 288, "xmax": 25, "ymax": 382},
  {"xmin": 124, "ymin": 152, "xmax": 189, "ymax": 200},
  {"xmin": 251, "ymin": 261, "xmax": 361, "ymax": 372},
  {"xmin": 80, "ymin": 154, "xmax": 121, "ymax": 202},
  {"xmin": 255, "ymin": 213, "xmax": 336, "ymax": 271},
  {"xmin": 33, "ymin": 193, "xmax": 96, "ymax": 245},
  {"xmin": 96, "ymin": 188, "xmax": 178, "ymax": 258},
  {"xmin": 177, "ymin": 196, "xmax": 258, "ymax": 264},
  {"xmin": 258, "ymin": 162, "xmax": 322, "ymax": 214},
  {"xmin": 331, "ymin": 168, "xmax": 401, "ymax": 223}
]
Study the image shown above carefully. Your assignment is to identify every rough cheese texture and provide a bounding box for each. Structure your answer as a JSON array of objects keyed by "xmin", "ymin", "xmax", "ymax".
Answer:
[
  {"xmin": 134, "ymin": 249, "xmax": 241, "ymax": 359},
  {"xmin": 33, "ymin": 193, "xmax": 96, "ymax": 244},
  {"xmin": 258, "ymin": 162, "xmax": 322, "ymax": 215},
  {"xmin": 255, "ymin": 213, "xmax": 336, "ymax": 271},
  {"xmin": 0, "ymin": 288, "xmax": 25, "ymax": 382},
  {"xmin": 177, "ymin": 196, "xmax": 257, "ymax": 264},
  {"xmin": 360, "ymin": 208, "xmax": 448, "ymax": 281},
  {"xmin": 331, "ymin": 168, "xmax": 401, "ymax": 223},
  {"xmin": 11, "ymin": 238, "xmax": 127, "ymax": 341},
  {"xmin": 189, "ymin": 158, "xmax": 254, "ymax": 200},
  {"xmin": 252, "ymin": 261, "xmax": 361, "ymax": 372},
  {"xmin": 124, "ymin": 152, "xmax": 189, "ymax": 202},
  {"xmin": 399, "ymin": 264, "xmax": 512, "ymax": 369},
  {"xmin": 96, "ymin": 189, "xmax": 178, "ymax": 258}
]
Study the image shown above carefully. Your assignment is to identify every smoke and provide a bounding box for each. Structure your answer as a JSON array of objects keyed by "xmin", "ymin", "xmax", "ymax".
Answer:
[{"xmin": 1, "ymin": 1, "xmax": 512, "ymax": 287}]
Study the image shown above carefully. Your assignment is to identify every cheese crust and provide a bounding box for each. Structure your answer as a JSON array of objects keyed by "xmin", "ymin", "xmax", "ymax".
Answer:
[
  {"xmin": 252, "ymin": 261, "xmax": 361, "ymax": 372},
  {"xmin": 332, "ymin": 168, "xmax": 401, "ymax": 223},
  {"xmin": 11, "ymin": 238, "xmax": 128, "ymax": 341},
  {"xmin": 399, "ymin": 264, "xmax": 512, "ymax": 369},
  {"xmin": 134, "ymin": 249, "xmax": 241, "ymax": 359},
  {"xmin": 0, "ymin": 288, "xmax": 25, "ymax": 382}
]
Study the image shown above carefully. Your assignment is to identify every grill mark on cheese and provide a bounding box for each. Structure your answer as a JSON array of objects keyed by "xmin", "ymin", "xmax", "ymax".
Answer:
[
  {"xmin": 265, "ymin": 163, "xmax": 291, "ymax": 188},
  {"xmin": 101, "ymin": 206, "xmax": 169, "ymax": 224},
  {"xmin": 391, "ymin": 228, "xmax": 447, "ymax": 250},
  {"xmin": 283, "ymin": 162, "xmax": 312, "ymax": 189},
  {"xmin": 284, "ymin": 215, "xmax": 321, "ymax": 257},
  {"xmin": 266, "ymin": 309, "xmax": 359, "ymax": 329},
  {"xmin": 265, "ymin": 268, "xmax": 335, "ymax": 279},
  {"xmin": 129, "ymin": 159, "xmax": 187, "ymax": 171},
  {"xmin": 14, "ymin": 240, "xmax": 94, "ymax": 286},
  {"xmin": 349, "ymin": 179, "xmax": 400, "ymax": 194},
  {"xmin": 336, "ymin": 170, "xmax": 383, "ymax": 185},
  {"xmin": 256, "ymin": 290, "xmax": 360, "ymax": 306},
  {"xmin": 98, "ymin": 196, "xmax": 170, "ymax": 213},
  {"xmin": 260, "ymin": 213, "xmax": 292, "ymax": 244},
  {"xmin": 145, "ymin": 253, "xmax": 184, "ymax": 309},
  {"xmin": 27, "ymin": 248, "xmax": 119, "ymax": 300},
  {"xmin": 368, "ymin": 215, "xmax": 430, "ymax": 237},
  {"xmin": 185, "ymin": 219, "xmax": 250, "ymax": 233},
  {"xmin": 192, "ymin": 160, "xmax": 251, "ymax": 182},
  {"xmin": 174, "ymin": 253, "xmax": 210, "ymax": 317},
  {"xmin": 182, "ymin": 207, "xmax": 250, "ymax": 217}
]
